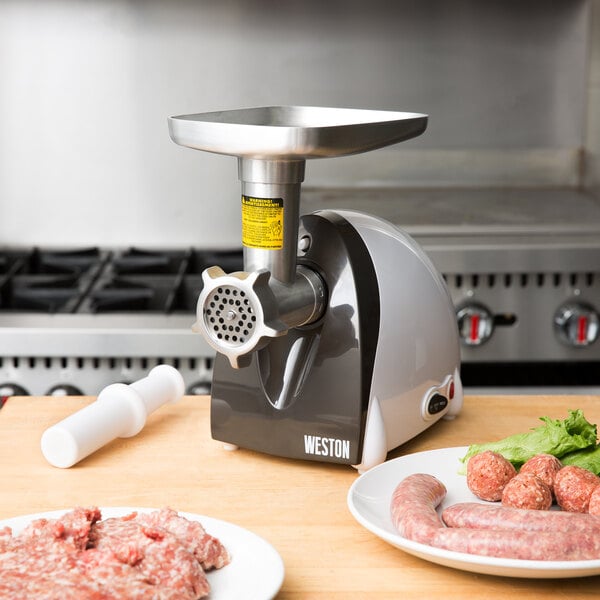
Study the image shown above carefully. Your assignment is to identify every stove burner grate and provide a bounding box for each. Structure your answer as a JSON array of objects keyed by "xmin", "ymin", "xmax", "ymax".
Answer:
[
  {"xmin": 89, "ymin": 278, "xmax": 157, "ymax": 312},
  {"xmin": 112, "ymin": 248, "xmax": 189, "ymax": 275},
  {"xmin": 34, "ymin": 247, "xmax": 103, "ymax": 273},
  {"xmin": 0, "ymin": 246, "xmax": 243, "ymax": 315},
  {"xmin": 11, "ymin": 275, "xmax": 81, "ymax": 313}
]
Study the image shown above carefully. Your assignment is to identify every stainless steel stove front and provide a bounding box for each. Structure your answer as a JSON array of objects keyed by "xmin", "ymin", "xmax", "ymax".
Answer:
[
  {"xmin": 2, "ymin": 187, "xmax": 600, "ymax": 397},
  {"xmin": 0, "ymin": 247, "xmax": 240, "ymax": 398},
  {"xmin": 0, "ymin": 314, "xmax": 215, "ymax": 397},
  {"xmin": 302, "ymin": 186, "xmax": 600, "ymax": 393}
]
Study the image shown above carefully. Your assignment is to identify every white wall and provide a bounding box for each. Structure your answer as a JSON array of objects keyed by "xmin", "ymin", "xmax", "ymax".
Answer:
[{"xmin": 0, "ymin": 0, "xmax": 592, "ymax": 248}]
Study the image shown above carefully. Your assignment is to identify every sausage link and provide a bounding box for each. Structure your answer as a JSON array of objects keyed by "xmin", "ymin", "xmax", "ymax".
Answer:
[
  {"xmin": 391, "ymin": 475, "xmax": 600, "ymax": 559},
  {"xmin": 431, "ymin": 527, "xmax": 600, "ymax": 560},
  {"xmin": 390, "ymin": 474, "xmax": 446, "ymax": 544},
  {"xmin": 442, "ymin": 502, "xmax": 600, "ymax": 535}
]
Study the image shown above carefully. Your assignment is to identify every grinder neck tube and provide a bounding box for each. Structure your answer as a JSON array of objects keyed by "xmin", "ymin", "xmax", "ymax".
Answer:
[{"xmin": 238, "ymin": 158, "xmax": 305, "ymax": 285}]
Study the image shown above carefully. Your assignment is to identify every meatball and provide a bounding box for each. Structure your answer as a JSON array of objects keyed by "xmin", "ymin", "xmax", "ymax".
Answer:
[
  {"xmin": 588, "ymin": 485, "xmax": 600, "ymax": 516},
  {"xmin": 554, "ymin": 465, "xmax": 600, "ymax": 513},
  {"xmin": 501, "ymin": 472, "xmax": 552, "ymax": 510},
  {"xmin": 467, "ymin": 450, "xmax": 517, "ymax": 502},
  {"xmin": 518, "ymin": 453, "xmax": 563, "ymax": 496}
]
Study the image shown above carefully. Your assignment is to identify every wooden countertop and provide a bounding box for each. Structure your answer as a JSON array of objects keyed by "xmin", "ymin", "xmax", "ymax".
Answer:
[{"xmin": 2, "ymin": 394, "xmax": 600, "ymax": 598}]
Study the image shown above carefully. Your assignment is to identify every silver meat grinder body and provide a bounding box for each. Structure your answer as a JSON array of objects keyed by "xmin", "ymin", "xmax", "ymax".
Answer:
[{"xmin": 168, "ymin": 106, "xmax": 462, "ymax": 472}]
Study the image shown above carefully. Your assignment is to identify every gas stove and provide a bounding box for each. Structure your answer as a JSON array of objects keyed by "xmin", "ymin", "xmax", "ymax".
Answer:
[
  {"xmin": 302, "ymin": 186, "xmax": 600, "ymax": 393},
  {"xmin": 2, "ymin": 187, "xmax": 600, "ymax": 398},
  {"xmin": 0, "ymin": 246, "xmax": 242, "ymax": 397}
]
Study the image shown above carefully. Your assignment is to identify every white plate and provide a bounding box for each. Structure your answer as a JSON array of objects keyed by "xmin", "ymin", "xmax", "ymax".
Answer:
[
  {"xmin": 0, "ymin": 507, "xmax": 284, "ymax": 599},
  {"xmin": 347, "ymin": 446, "xmax": 600, "ymax": 579}
]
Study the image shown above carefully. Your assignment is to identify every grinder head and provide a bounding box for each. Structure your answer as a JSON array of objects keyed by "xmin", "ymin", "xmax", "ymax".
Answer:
[{"xmin": 195, "ymin": 266, "xmax": 287, "ymax": 369}]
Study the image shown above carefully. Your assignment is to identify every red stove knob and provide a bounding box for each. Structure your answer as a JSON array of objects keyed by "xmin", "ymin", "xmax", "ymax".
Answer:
[
  {"xmin": 554, "ymin": 302, "xmax": 599, "ymax": 347},
  {"xmin": 456, "ymin": 303, "xmax": 494, "ymax": 346}
]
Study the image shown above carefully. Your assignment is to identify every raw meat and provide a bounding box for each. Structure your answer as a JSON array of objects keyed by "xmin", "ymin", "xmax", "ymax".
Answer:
[
  {"xmin": 390, "ymin": 474, "xmax": 600, "ymax": 560},
  {"xmin": 390, "ymin": 473, "xmax": 446, "ymax": 544},
  {"xmin": 466, "ymin": 450, "xmax": 516, "ymax": 501},
  {"xmin": 0, "ymin": 507, "xmax": 229, "ymax": 599},
  {"xmin": 589, "ymin": 486, "xmax": 600, "ymax": 516},
  {"xmin": 518, "ymin": 453, "xmax": 563, "ymax": 495},
  {"xmin": 134, "ymin": 507, "xmax": 230, "ymax": 570},
  {"xmin": 554, "ymin": 465, "xmax": 600, "ymax": 512},
  {"xmin": 442, "ymin": 502, "xmax": 600, "ymax": 534},
  {"xmin": 430, "ymin": 526, "xmax": 600, "ymax": 560},
  {"xmin": 501, "ymin": 472, "xmax": 552, "ymax": 510}
]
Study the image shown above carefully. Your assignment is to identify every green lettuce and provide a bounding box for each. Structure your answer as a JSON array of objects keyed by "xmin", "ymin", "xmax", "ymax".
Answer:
[
  {"xmin": 561, "ymin": 444, "xmax": 600, "ymax": 474},
  {"xmin": 458, "ymin": 409, "xmax": 597, "ymax": 474}
]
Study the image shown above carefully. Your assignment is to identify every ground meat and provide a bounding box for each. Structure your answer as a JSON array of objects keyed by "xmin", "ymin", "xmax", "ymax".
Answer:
[
  {"xmin": 0, "ymin": 527, "xmax": 14, "ymax": 552},
  {"xmin": 467, "ymin": 450, "xmax": 517, "ymax": 501},
  {"xmin": 0, "ymin": 555, "xmax": 101, "ymax": 598},
  {"xmin": 90, "ymin": 516, "xmax": 209, "ymax": 599},
  {"xmin": 0, "ymin": 508, "xmax": 104, "ymax": 599},
  {"xmin": 501, "ymin": 472, "xmax": 552, "ymax": 510},
  {"xmin": 518, "ymin": 453, "xmax": 563, "ymax": 495},
  {"xmin": 554, "ymin": 465, "xmax": 600, "ymax": 513},
  {"xmin": 390, "ymin": 472, "xmax": 600, "ymax": 561},
  {"xmin": 18, "ymin": 506, "xmax": 101, "ymax": 552},
  {"xmin": 588, "ymin": 485, "xmax": 600, "ymax": 516},
  {"xmin": 442, "ymin": 501, "xmax": 600, "ymax": 534},
  {"xmin": 430, "ymin": 525, "xmax": 600, "ymax": 560},
  {"xmin": 135, "ymin": 508, "xmax": 230, "ymax": 570},
  {"xmin": 390, "ymin": 473, "xmax": 446, "ymax": 544},
  {"xmin": 0, "ymin": 507, "xmax": 229, "ymax": 599}
]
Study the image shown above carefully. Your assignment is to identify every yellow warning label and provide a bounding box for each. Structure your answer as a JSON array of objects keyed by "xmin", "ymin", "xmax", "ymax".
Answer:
[{"xmin": 241, "ymin": 196, "xmax": 284, "ymax": 250}]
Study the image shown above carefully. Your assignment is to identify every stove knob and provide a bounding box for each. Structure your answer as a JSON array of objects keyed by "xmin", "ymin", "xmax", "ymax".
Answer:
[
  {"xmin": 554, "ymin": 302, "xmax": 599, "ymax": 347},
  {"xmin": 0, "ymin": 383, "xmax": 29, "ymax": 407},
  {"xmin": 187, "ymin": 381, "xmax": 211, "ymax": 395},
  {"xmin": 46, "ymin": 384, "xmax": 84, "ymax": 396},
  {"xmin": 456, "ymin": 303, "xmax": 494, "ymax": 346}
]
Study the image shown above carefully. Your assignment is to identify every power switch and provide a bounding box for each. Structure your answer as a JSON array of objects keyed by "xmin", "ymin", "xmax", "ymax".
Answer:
[
  {"xmin": 421, "ymin": 376, "xmax": 454, "ymax": 422},
  {"xmin": 427, "ymin": 393, "xmax": 449, "ymax": 416}
]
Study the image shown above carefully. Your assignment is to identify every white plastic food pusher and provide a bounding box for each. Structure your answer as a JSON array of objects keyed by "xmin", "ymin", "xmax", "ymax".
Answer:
[{"xmin": 40, "ymin": 364, "xmax": 185, "ymax": 468}]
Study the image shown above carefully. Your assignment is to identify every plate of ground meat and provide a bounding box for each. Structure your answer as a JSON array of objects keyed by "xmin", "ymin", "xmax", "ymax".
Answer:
[
  {"xmin": 347, "ymin": 447, "xmax": 600, "ymax": 578},
  {"xmin": 0, "ymin": 506, "xmax": 284, "ymax": 599}
]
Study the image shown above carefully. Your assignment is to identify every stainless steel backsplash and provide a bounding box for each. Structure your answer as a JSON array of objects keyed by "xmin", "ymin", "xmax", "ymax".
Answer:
[{"xmin": 0, "ymin": 0, "xmax": 596, "ymax": 248}]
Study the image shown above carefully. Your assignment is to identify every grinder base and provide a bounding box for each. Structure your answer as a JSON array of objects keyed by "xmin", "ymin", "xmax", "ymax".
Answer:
[{"xmin": 210, "ymin": 211, "xmax": 379, "ymax": 464}]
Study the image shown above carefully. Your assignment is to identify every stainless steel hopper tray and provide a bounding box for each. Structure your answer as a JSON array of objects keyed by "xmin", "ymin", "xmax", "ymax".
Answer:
[{"xmin": 168, "ymin": 106, "xmax": 427, "ymax": 160}]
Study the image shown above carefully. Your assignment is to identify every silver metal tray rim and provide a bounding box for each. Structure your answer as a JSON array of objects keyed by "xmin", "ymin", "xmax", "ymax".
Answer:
[
  {"xmin": 167, "ymin": 105, "xmax": 428, "ymax": 159},
  {"xmin": 171, "ymin": 105, "xmax": 427, "ymax": 127}
]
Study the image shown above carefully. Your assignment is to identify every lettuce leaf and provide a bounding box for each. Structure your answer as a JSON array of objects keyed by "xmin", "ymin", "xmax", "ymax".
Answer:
[
  {"xmin": 561, "ymin": 444, "xmax": 600, "ymax": 474},
  {"xmin": 458, "ymin": 409, "xmax": 597, "ymax": 474}
]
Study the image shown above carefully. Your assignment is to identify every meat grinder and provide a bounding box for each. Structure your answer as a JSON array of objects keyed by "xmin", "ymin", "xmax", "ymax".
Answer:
[{"xmin": 168, "ymin": 106, "xmax": 462, "ymax": 472}]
